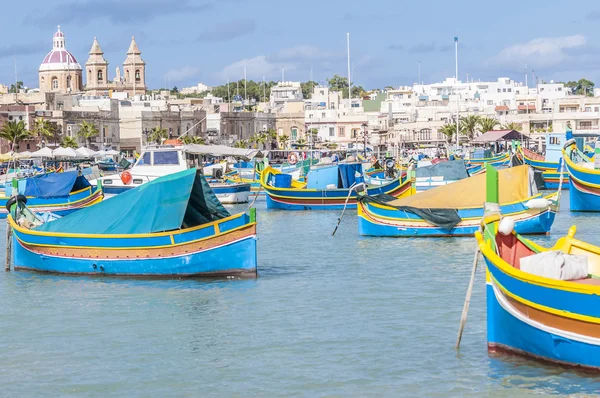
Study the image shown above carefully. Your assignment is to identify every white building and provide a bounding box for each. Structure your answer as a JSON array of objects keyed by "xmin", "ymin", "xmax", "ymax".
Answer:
[
  {"xmin": 180, "ymin": 82, "xmax": 211, "ymax": 95},
  {"xmin": 270, "ymin": 81, "xmax": 303, "ymax": 110}
]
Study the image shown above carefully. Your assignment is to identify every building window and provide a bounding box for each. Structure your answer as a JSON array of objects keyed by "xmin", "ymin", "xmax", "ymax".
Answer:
[
  {"xmin": 52, "ymin": 77, "xmax": 58, "ymax": 89},
  {"xmin": 291, "ymin": 127, "xmax": 298, "ymax": 140},
  {"xmin": 66, "ymin": 76, "xmax": 72, "ymax": 89},
  {"xmin": 497, "ymin": 89, "xmax": 501, "ymax": 93},
  {"xmin": 26, "ymin": 143, "xmax": 30, "ymax": 150},
  {"xmin": 595, "ymin": 107, "xmax": 599, "ymax": 112},
  {"xmin": 329, "ymin": 127, "xmax": 334, "ymax": 137},
  {"xmin": 338, "ymin": 127, "xmax": 345, "ymax": 137},
  {"xmin": 507, "ymin": 88, "xmax": 512, "ymax": 92},
  {"xmin": 558, "ymin": 87, "xmax": 562, "ymax": 91},
  {"xmin": 321, "ymin": 112, "xmax": 326, "ymax": 118},
  {"xmin": 351, "ymin": 129, "xmax": 358, "ymax": 139},
  {"xmin": 135, "ymin": 70, "xmax": 141, "ymax": 82},
  {"xmin": 487, "ymin": 100, "xmax": 493, "ymax": 105},
  {"xmin": 98, "ymin": 70, "xmax": 103, "ymax": 82}
]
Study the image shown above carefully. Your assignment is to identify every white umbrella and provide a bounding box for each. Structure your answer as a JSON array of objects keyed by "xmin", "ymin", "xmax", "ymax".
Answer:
[
  {"xmin": 105, "ymin": 149, "xmax": 120, "ymax": 156},
  {"xmin": 52, "ymin": 147, "xmax": 78, "ymax": 158},
  {"xmin": 15, "ymin": 151, "xmax": 32, "ymax": 159},
  {"xmin": 76, "ymin": 147, "xmax": 97, "ymax": 157},
  {"xmin": 94, "ymin": 150, "xmax": 106, "ymax": 157},
  {"xmin": 30, "ymin": 147, "xmax": 54, "ymax": 158}
]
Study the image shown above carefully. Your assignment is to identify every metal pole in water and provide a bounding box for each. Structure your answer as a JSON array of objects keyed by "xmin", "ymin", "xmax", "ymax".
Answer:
[{"xmin": 5, "ymin": 219, "xmax": 12, "ymax": 271}]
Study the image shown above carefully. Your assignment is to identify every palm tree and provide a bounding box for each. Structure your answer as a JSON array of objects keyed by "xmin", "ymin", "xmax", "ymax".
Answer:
[
  {"xmin": 77, "ymin": 121, "xmax": 99, "ymax": 147},
  {"xmin": 234, "ymin": 139, "xmax": 249, "ymax": 148},
  {"xmin": 459, "ymin": 114, "xmax": 481, "ymax": 140},
  {"xmin": 248, "ymin": 134, "xmax": 257, "ymax": 148},
  {"xmin": 181, "ymin": 135, "xmax": 206, "ymax": 145},
  {"xmin": 477, "ymin": 117, "xmax": 499, "ymax": 134},
  {"xmin": 438, "ymin": 124, "xmax": 457, "ymax": 145},
  {"xmin": 61, "ymin": 136, "xmax": 78, "ymax": 149},
  {"xmin": 296, "ymin": 138, "xmax": 307, "ymax": 148},
  {"xmin": 278, "ymin": 134, "xmax": 290, "ymax": 149},
  {"xmin": 149, "ymin": 126, "xmax": 168, "ymax": 145},
  {"xmin": 501, "ymin": 122, "xmax": 522, "ymax": 131},
  {"xmin": 33, "ymin": 119, "xmax": 56, "ymax": 146},
  {"xmin": 266, "ymin": 128, "xmax": 278, "ymax": 141},
  {"xmin": 0, "ymin": 120, "xmax": 31, "ymax": 151},
  {"xmin": 255, "ymin": 132, "xmax": 268, "ymax": 149}
]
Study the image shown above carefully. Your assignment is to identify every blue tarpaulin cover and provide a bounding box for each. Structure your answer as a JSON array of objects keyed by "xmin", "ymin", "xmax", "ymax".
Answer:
[
  {"xmin": 338, "ymin": 163, "xmax": 363, "ymax": 188},
  {"xmin": 35, "ymin": 169, "xmax": 230, "ymax": 235},
  {"xmin": 23, "ymin": 171, "xmax": 90, "ymax": 198}
]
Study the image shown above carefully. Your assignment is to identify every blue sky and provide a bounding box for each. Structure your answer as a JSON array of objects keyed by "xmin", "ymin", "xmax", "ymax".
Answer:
[{"xmin": 2, "ymin": 0, "xmax": 600, "ymax": 90}]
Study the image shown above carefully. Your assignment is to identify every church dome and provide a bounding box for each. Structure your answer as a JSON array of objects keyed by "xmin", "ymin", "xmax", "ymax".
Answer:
[{"xmin": 39, "ymin": 26, "xmax": 82, "ymax": 72}]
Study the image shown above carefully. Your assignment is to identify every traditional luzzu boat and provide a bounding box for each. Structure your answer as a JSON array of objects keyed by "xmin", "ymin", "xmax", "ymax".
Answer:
[
  {"xmin": 465, "ymin": 152, "xmax": 510, "ymax": 175},
  {"xmin": 520, "ymin": 132, "xmax": 574, "ymax": 189},
  {"xmin": 0, "ymin": 171, "xmax": 102, "ymax": 219},
  {"xmin": 477, "ymin": 165, "xmax": 600, "ymax": 371},
  {"xmin": 260, "ymin": 163, "xmax": 412, "ymax": 210},
  {"xmin": 357, "ymin": 165, "xmax": 558, "ymax": 237},
  {"xmin": 413, "ymin": 159, "xmax": 469, "ymax": 191},
  {"xmin": 7, "ymin": 168, "xmax": 257, "ymax": 277},
  {"xmin": 563, "ymin": 139, "xmax": 600, "ymax": 211}
]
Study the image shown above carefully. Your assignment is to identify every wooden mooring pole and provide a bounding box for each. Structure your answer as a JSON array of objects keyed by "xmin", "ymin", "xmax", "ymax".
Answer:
[{"xmin": 5, "ymin": 219, "xmax": 12, "ymax": 271}]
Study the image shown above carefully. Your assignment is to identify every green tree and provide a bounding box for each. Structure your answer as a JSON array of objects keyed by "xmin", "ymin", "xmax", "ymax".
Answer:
[
  {"xmin": 278, "ymin": 134, "xmax": 290, "ymax": 149},
  {"xmin": 255, "ymin": 132, "xmax": 268, "ymax": 149},
  {"xmin": 327, "ymin": 74, "xmax": 348, "ymax": 92},
  {"xmin": 477, "ymin": 117, "xmax": 499, "ymax": 134},
  {"xmin": 296, "ymin": 138, "xmax": 307, "ymax": 148},
  {"xmin": 149, "ymin": 126, "xmax": 168, "ymax": 145},
  {"xmin": 61, "ymin": 136, "xmax": 78, "ymax": 149},
  {"xmin": 576, "ymin": 78, "xmax": 595, "ymax": 96},
  {"xmin": 234, "ymin": 139, "xmax": 248, "ymax": 148},
  {"xmin": 438, "ymin": 124, "xmax": 457, "ymax": 145},
  {"xmin": 501, "ymin": 122, "xmax": 522, "ymax": 131},
  {"xmin": 459, "ymin": 115, "xmax": 481, "ymax": 140},
  {"xmin": 300, "ymin": 81, "xmax": 318, "ymax": 99},
  {"xmin": 0, "ymin": 120, "xmax": 31, "ymax": 151},
  {"xmin": 77, "ymin": 121, "xmax": 99, "ymax": 147},
  {"xmin": 8, "ymin": 81, "xmax": 24, "ymax": 93},
  {"xmin": 32, "ymin": 119, "xmax": 56, "ymax": 146},
  {"xmin": 181, "ymin": 135, "xmax": 206, "ymax": 145}
]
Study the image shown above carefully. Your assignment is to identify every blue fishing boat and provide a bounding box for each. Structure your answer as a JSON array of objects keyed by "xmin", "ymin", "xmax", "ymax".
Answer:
[
  {"xmin": 477, "ymin": 165, "xmax": 600, "ymax": 371},
  {"xmin": 465, "ymin": 152, "xmax": 510, "ymax": 175},
  {"xmin": 357, "ymin": 165, "xmax": 558, "ymax": 237},
  {"xmin": 261, "ymin": 163, "xmax": 412, "ymax": 210},
  {"xmin": 0, "ymin": 171, "xmax": 102, "ymax": 219},
  {"xmin": 7, "ymin": 168, "xmax": 257, "ymax": 277},
  {"xmin": 563, "ymin": 139, "xmax": 600, "ymax": 211}
]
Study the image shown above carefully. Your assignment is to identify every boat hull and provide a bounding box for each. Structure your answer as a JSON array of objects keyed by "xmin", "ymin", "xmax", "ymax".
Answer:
[
  {"xmin": 358, "ymin": 199, "xmax": 556, "ymax": 237},
  {"xmin": 485, "ymin": 259, "xmax": 600, "ymax": 371},
  {"xmin": 264, "ymin": 178, "xmax": 412, "ymax": 211},
  {"xmin": 563, "ymin": 144, "xmax": 600, "ymax": 211},
  {"xmin": 542, "ymin": 171, "xmax": 570, "ymax": 189},
  {"xmin": 210, "ymin": 183, "xmax": 251, "ymax": 204},
  {"xmin": 10, "ymin": 213, "xmax": 257, "ymax": 277},
  {"xmin": 0, "ymin": 187, "xmax": 102, "ymax": 219}
]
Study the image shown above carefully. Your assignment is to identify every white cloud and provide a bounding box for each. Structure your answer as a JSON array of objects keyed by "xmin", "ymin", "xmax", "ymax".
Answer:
[
  {"xmin": 165, "ymin": 66, "xmax": 200, "ymax": 82},
  {"xmin": 489, "ymin": 35, "xmax": 586, "ymax": 69}
]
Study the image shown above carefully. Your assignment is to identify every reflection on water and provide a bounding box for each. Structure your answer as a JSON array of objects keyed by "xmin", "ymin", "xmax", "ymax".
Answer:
[{"xmin": 1, "ymin": 194, "xmax": 600, "ymax": 396}]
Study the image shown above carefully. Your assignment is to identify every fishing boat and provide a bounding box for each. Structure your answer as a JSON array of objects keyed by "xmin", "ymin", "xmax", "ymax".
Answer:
[
  {"xmin": 0, "ymin": 171, "xmax": 102, "ymax": 219},
  {"xmin": 260, "ymin": 163, "xmax": 412, "ymax": 210},
  {"xmin": 477, "ymin": 166, "xmax": 600, "ymax": 370},
  {"xmin": 465, "ymin": 152, "xmax": 510, "ymax": 175},
  {"xmin": 520, "ymin": 133, "xmax": 573, "ymax": 189},
  {"xmin": 357, "ymin": 165, "xmax": 558, "ymax": 237},
  {"xmin": 563, "ymin": 139, "xmax": 600, "ymax": 211},
  {"xmin": 91, "ymin": 145, "xmax": 250, "ymax": 203},
  {"xmin": 413, "ymin": 159, "xmax": 469, "ymax": 191},
  {"xmin": 7, "ymin": 168, "xmax": 257, "ymax": 277}
]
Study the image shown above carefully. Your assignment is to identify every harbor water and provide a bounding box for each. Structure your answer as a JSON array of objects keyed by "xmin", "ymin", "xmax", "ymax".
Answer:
[{"xmin": 2, "ymin": 193, "xmax": 600, "ymax": 396}]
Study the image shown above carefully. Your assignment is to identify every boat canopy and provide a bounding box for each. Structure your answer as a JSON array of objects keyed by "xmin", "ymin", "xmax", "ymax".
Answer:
[
  {"xmin": 415, "ymin": 160, "xmax": 469, "ymax": 181},
  {"xmin": 35, "ymin": 168, "xmax": 231, "ymax": 234},
  {"xmin": 184, "ymin": 144, "xmax": 265, "ymax": 160},
  {"xmin": 22, "ymin": 171, "xmax": 91, "ymax": 198},
  {"xmin": 306, "ymin": 163, "xmax": 363, "ymax": 189},
  {"xmin": 388, "ymin": 165, "xmax": 535, "ymax": 209}
]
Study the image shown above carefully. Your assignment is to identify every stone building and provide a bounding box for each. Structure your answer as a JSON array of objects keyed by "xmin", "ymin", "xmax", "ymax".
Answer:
[
  {"xmin": 0, "ymin": 105, "xmax": 38, "ymax": 153},
  {"xmin": 141, "ymin": 109, "xmax": 207, "ymax": 144},
  {"xmin": 38, "ymin": 26, "xmax": 83, "ymax": 93},
  {"xmin": 85, "ymin": 36, "xmax": 147, "ymax": 96},
  {"xmin": 219, "ymin": 112, "xmax": 276, "ymax": 146}
]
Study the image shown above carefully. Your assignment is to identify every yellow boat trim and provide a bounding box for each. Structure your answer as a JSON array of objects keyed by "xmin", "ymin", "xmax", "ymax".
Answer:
[
  {"xmin": 491, "ymin": 275, "xmax": 600, "ymax": 325},
  {"xmin": 27, "ymin": 187, "xmax": 103, "ymax": 209},
  {"xmin": 14, "ymin": 221, "xmax": 256, "ymax": 251},
  {"xmin": 563, "ymin": 143, "xmax": 600, "ymax": 176},
  {"xmin": 476, "ymin": 230, "xmax": 600, "ymax": 295},
  {"xmin": 8, "ymin": 211, "xmax": 247, "ymax": 239}
]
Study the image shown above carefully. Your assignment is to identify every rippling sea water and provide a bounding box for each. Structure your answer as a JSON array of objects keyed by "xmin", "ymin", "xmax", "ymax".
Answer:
[{"xmin": 2, "ymin": 193, "xmax": 600, "ymax": 397}]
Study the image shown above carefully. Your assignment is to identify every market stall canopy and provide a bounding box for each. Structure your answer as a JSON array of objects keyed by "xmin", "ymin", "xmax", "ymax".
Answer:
[
  {"xmin": 53, "ymin": 147, "xmax": 78, "ymax": 158},
  {"xmin": 30, "ymin": 147, "xmax": 54, "ymax": 158},
  {"xmin": 75, "ymin": 147, "xmax": 97, "ymax": 157},
  {"xmin": 105, "ymin": 149, "xmax": 120, "ymax": 156},
  {"xmin": 15, "ymin": 151, "xmax": 32, "ymax": 159},
  {"xmin": 472, "ymin": 130, "xmax": 529, "ymax": 143},
  {"xmin": 184, "ymin": 144, "xmax": 263, "ymax": 160}
]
